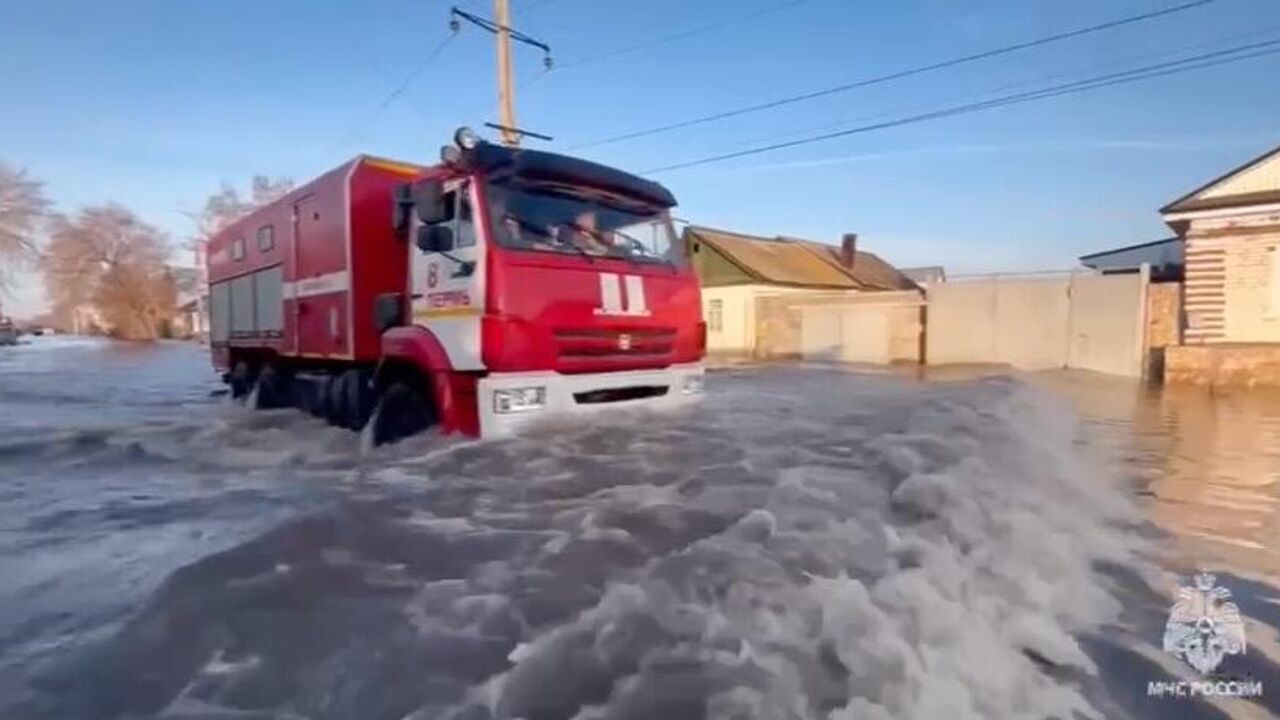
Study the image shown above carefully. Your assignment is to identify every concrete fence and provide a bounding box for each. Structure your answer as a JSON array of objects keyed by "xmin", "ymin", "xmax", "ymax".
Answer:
[
  {"xmin": 755, "ymin": 290, "xmax": 925, "ymax": 364},
  {"xmin": 924, "ymin": 269, "xmax": 1150, "ymax": 377},
  {"xmin": 741, "ymin": 269, "xmax": 1161, "ymax": 378}
]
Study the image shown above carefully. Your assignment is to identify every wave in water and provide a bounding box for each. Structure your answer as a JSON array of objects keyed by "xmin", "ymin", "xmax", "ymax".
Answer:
[{"xmin": 9, "ymin": 369, "xmax": 1152, "ymax": 720}]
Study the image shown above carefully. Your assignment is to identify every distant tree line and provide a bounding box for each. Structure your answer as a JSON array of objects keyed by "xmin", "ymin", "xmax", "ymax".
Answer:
[{"xmin": 0, "ymin": 160, "xmax": 290, "ymax": 340}]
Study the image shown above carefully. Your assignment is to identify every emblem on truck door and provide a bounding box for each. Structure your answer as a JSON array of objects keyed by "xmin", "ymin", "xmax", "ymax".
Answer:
[
  {"xmin": 594, "ymin": 273, "xmax": 651, "ymax": 317},
  {"xmin": 618, "ymin": 334, "xmax": 632, "ymax": 351}
]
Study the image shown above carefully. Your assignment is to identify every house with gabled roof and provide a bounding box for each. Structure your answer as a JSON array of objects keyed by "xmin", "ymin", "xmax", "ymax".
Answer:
[
  {"xmin": 1161, "ymin": 143, "xmax": 1280, "ymax": 346},
  {"xmin": 683, "ymin": 226, "xmax": 918, "ymax": 355},
  {"xmin": 1160, "ymin": 142, "xmax": 1280, "ymax": 385}
]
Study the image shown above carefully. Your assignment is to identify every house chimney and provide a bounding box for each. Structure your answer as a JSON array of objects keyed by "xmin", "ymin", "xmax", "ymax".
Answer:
[{"xmin": 840, "ymin": 233, "xmax": 858, "ymax": 269}]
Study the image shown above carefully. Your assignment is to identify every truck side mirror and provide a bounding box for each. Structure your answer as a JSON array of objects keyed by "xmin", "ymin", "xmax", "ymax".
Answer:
[
  {"xmin": 416, "ymin": 225, "xmax": 455, "ymax": 253},
  {"xmin": 411, "ymin": 180, "xmax": 449, "ymax": 224}
]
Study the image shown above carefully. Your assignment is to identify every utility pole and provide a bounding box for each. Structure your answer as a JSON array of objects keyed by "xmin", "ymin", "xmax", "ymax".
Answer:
[
  {"xmin": 451, "ymin": 5, "xmax": 552, "ymax": 147},
  {"xmin": 495, "ymin": 0, "xmax": 518, "ymax": 146}
]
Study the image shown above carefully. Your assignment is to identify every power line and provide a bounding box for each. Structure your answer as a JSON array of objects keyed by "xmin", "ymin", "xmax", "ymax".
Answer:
[
  {"xmin": 333, "ymin": 31, "xmax": 456, "ymax": 149},
  {"xmin": 451, "ymin": 5, "xmax": 552, "ymax": 57},
  {"xmin": 556, "ymin": 0, "xmax": 814, "ymax": 70},
  {"xmin": 641, "ymin": 37, "xmax": 1280, "ymax": 174},
  {"xmin": 645, "ymin": 40, "xmax": 1280, "ymax": 174},
  {"xmin": 363, "ymin": 32, "xmax": 456, "ymax": 119},
  {"xmin": 723, "ymin": 24, "xmax": 1280, "ymax": 153},
  {"xmin": 570, "ymin": 0, "xmax": 1214, "ymax": 151}
]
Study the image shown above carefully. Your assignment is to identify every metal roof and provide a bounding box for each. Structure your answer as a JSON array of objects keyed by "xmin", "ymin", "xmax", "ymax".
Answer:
[{"xmin": 686, "ymin": 226, "xmax": 918, "ymax": 291}]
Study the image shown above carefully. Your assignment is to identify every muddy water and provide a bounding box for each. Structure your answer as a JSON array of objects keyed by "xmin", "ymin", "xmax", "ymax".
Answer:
[{"xmin": 0, "ymin": 338, "xmax": 1277, "ymax": 719}]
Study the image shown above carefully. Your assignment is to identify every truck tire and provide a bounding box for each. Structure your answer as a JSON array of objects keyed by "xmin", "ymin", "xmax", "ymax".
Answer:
[
  {"xmin": 229, "ymin": 360, "xmax": 254, "ymax": 400},
  {"xmin": 326, "ymin": 375, "xmax": 350, "ymax": 428},
  {"xmin": 252, "ymin": 366, "xmax": 291, "ymax": 409},
  {"xmin": 343, "ymin": 370, "xmax": 375, "ymax": 431},
  {"xmin": 368, "ymin": 381, "xmax": 436, "ymax": 446},
  {"xmin": 292, "ymin": 376, "xmax": 327, "ymax": 418}
]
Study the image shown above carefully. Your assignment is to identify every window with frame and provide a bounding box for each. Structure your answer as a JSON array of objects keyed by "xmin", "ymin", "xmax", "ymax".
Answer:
[
  {"xmin": 257, "ymin": 225, "xmax": 275, "ymax": 252},
  {"xmin": 416, "ymin": 185, "xmax": 476, "ymax": 255},
  {"xmin": 231, "ymin": 237, "xmax": 246, "ymax": 261},
  {"xmin": 455, "ymin": 187, "xmax": 476, "ymax": 247},
  {"xmin": 707, "ymin": 298, "xmax": 723, "ymax": 333}
]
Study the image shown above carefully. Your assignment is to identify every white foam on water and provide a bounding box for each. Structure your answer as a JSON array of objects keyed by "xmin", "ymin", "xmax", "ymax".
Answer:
[
  {"xmin": 416, "ymin": 372, "xmax": 1148, "ymax": 720},
  {"xmin": 2, "ymin": 346, "xmax": 1163, "ymax": 719}
]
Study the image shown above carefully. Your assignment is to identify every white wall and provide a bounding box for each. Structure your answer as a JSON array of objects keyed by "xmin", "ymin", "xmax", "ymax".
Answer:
[
  {"xmin": 752, "ymin": 290, "xmax": 923, "ymax": 364},
  {"xmin": 797, "ymin": 293, "xmax": 920, "ymax": 364},
  {"xmin": 926, "ymin": 272, "xmax": 1147, "ymax": 377},
  {"xmin": 702, "ymin": 285, "xmax": 808, "ymax": 354}
]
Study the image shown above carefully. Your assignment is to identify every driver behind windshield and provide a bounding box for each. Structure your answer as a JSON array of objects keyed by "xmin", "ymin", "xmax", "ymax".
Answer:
[
  {"xmin": 491, "ymin": 194, "xmax": 559, "ymax": 252},
  {"xmin": 561, "ymin": 211, "xmax": 613, "ymax": 256},
  {"xmin": 486, "ymin": 182, "xmax": 680, "ymax": 265}
]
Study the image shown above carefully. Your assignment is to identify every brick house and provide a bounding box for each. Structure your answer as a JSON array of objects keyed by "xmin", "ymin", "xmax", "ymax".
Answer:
[{"xmin": 1160, "ymin": 142, "xmax": 1280, "ymax": 385}]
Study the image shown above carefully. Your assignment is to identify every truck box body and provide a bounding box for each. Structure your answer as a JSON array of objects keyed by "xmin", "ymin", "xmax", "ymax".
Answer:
[{"xmin": 206, "ymin": 156, "xmax": 422, "ymax": 370}]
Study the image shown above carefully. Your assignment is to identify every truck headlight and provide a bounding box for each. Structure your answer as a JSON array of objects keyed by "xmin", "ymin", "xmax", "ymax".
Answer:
[
  {"xmin": 454, "ymin": 126, "xmax": 480, "ymax": 150},
  {"xmin": 682, "ymin": 374, "xmax": 704, "ymax": 395},
  {"xmin": 493, "ymin": 387, "xmax": 546, "ymax": 414}
]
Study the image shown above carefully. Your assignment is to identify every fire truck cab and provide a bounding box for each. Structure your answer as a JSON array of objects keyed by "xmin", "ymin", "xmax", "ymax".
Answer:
[{"xmin": 206, "ymin": 129, "xmax": 705, "ymax": 443}]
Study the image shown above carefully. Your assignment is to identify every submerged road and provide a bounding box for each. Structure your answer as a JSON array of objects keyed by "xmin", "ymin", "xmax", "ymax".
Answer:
[{"xmin": 1, "ymin": 337, "xmax": 1277, "ymax": 719}]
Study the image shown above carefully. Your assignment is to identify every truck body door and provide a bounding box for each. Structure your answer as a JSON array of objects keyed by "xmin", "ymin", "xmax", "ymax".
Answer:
[{"xmin": 292, "ymin": 193, "xmax": 350, "ymax": 358}]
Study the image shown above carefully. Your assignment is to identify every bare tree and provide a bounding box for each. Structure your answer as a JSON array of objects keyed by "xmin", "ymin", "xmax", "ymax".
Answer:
[
  {"xmin": 41, "ymin": 204, "xmax": 176, "ymax": 340},
  {"xmin": 190, "ymin": 175, "xmax": 294, "ymax": 248},
  {"xmin": 0, "ymin": 162, "xmax": 51, "ymax": 295}
]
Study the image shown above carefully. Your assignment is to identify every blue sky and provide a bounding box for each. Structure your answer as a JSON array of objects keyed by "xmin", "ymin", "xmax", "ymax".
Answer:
[{"xmin": 2, "ymin": 0, "xmax": 1279, "ymax": 317}]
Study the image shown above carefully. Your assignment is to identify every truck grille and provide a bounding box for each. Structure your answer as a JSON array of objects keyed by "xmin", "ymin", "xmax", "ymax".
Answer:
[{"xmin": 554, "ymin": 327, "xmax": 675, "ymax": 359}]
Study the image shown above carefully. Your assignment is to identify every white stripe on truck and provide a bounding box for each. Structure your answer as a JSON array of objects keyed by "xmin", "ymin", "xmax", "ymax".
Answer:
[{"xmin": 282, "ymin": 270, "xmax": 350, "ymax": 299}]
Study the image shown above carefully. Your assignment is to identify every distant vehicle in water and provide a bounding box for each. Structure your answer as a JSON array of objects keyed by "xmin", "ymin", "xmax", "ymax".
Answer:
[
  {"xmin": 0, "ymin": 317, "xmax": 18, "ymax": 346},
  {"xmin": 206, "ymin": 128, "xmax": 706, "ymax": 445}
]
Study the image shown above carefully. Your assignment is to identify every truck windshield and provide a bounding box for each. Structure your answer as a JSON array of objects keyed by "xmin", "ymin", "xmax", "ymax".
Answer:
[{"xmin": 486, "ymin": 179, "xmax": 684, "ymax": 266}]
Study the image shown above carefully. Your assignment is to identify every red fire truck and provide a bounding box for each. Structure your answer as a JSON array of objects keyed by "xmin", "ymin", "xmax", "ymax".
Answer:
[{"xmin": 206, "ymin": 129, "xmax": 705, "ymax": 444}]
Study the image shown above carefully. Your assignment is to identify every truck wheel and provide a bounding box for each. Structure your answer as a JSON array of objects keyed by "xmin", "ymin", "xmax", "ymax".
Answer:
[
  {"xmin": 326, "ymin": 375, "xmax": 351, "ymax": 428},
  {"xmin": 252, "ymin": 366, "xmax": 291, "ymax": 409},
  {"xmin": 293, "ymin": 377, "xmax": 327, "ymax": 418},
  {"xmin": 229, "ymin": 360, "xmax": 254, "ymax": 400},
  {"xmin": 343, "ymin": 370, "xmax": 375, "ymax": 430},
  {"xmin": 368, "ymin": 381, "xmax": 436, "ymax": 446}
]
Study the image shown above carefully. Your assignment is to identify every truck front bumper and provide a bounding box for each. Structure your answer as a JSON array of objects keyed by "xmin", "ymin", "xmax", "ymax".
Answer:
[{"xmin": 476, "ymin": 362, "xmax": 705, "ymax": 438}]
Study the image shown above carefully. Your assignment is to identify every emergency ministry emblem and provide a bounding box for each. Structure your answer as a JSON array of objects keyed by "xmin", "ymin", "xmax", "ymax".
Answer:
[
  {"xmin": 1163, "ymin": 572, "xmax": 1246, "ymax": 675},
  {"xmin": 617, "ymin": 333, "xmax": 632, "ymax": 351}
]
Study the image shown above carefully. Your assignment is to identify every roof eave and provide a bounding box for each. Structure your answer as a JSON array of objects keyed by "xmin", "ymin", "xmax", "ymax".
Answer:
[{"xmin": 1159, "ymin": 142, "xmax": 1280, "ymax": 214}]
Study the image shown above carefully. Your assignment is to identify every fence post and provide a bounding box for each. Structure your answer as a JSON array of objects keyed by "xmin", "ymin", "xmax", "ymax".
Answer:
[
  {"xmin": 1065, "ymin": 272, "xmax": 1078, "ymax": 370},
  {"xmin": 1137, "ymin": 262, "xmax": 1152, "ymax": 379}
]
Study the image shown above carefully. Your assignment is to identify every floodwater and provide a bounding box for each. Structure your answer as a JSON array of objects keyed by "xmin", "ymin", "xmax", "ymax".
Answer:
[{"xmin": 0, "ymin": 337, "xmax": 1277, "ymax": 720}]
